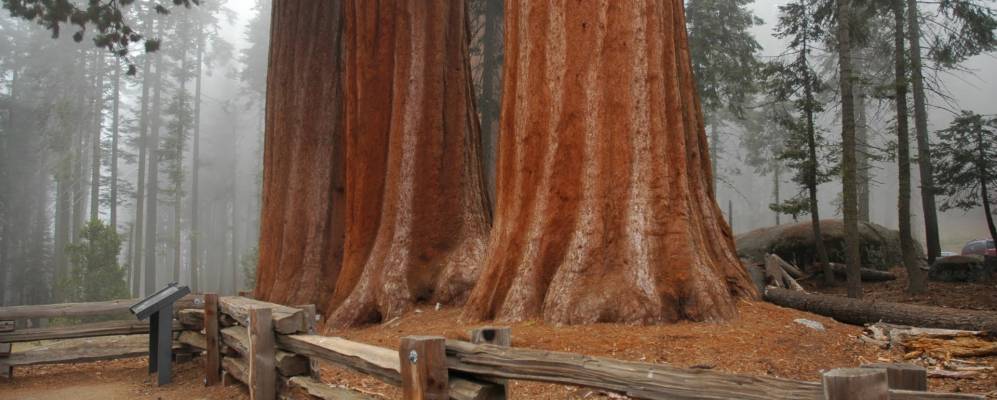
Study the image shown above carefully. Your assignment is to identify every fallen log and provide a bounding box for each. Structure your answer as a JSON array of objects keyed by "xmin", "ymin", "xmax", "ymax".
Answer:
[
  {"xmin": 764, "ymin": 254, "xmax": 806, "ymax": 291},
  {"xmin": 827, "ymin": 263, "xmax": 897, "ymax": 282},
  {"xmin": 769, "ymin": 254, "xmax": 804, "ymax": 278},
  {"xmin": 764, "ymin": 288, "xmax": 997, "ymax": 332}
]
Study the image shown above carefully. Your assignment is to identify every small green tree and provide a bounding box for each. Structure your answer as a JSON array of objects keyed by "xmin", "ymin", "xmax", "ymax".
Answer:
[
  {"xmin": 240, "ymin": 245, "xmax": 258, "ymax": 292},
  {"xmin": 765, "ymin": 0, "xmax": 839, "ymax": 285},
  {"xmin": 61, "ymin": 220, "xmax": 129, "ymax": 302},
  {"xmin": 933, "ymin": 111, "xmax": 997, "ymax": 247}
]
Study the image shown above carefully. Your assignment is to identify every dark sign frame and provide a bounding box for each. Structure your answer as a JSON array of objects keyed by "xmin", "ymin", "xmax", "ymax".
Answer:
[{"xmin": 130, "ymin": 283, "xmax": 190, "ymax": 386}]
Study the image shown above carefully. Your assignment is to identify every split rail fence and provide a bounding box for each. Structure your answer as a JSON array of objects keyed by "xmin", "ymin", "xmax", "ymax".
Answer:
[
  {"xmin": 1, "ymin": 295, "xmax": 989, "ymax": 399},
  {"xmin": 0, "ymin": 295, "xmax": 204, "ymax": 378}
]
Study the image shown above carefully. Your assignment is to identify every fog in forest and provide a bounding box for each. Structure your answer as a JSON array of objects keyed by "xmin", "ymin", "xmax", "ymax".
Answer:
[{"xmin": 1, "ymin": 0, "xmax": 995, "ymax": 307}]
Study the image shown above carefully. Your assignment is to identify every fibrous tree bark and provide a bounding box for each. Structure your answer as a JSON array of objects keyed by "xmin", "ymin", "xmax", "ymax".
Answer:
[
  {"xmin": 254, "ymin": 0, "xmax": 346, "ymax": 309},
  {"xmin": 462, "ymin": 0, "xmax": 756, "ymax": 325},
  {"xmin": 326, "ymin": 0, "xmax": 491, "ymax": 327}
]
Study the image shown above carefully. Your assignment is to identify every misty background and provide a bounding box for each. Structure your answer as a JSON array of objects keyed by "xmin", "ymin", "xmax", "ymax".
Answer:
[{"xmin": 0, "ymin": 0, "xmax": 993, "ymax": 307}]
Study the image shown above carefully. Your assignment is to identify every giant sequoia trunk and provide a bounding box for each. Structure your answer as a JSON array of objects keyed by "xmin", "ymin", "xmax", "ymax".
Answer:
[
  {"xmin": 462, "ymin": 0, "xmax": 756, "ymax": 325},
  {"xmin": 326, "ymin": 0, "xmax": 491, "ymax": 327},
  {"xmin": 254, "ymin": 1, "xmax": 346, "ymax": 309}
]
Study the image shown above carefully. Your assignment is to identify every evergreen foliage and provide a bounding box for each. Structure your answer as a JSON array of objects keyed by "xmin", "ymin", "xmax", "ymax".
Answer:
[{"xmin": 60, "ymin": 219, "xmax": 128, "ymax": 302}]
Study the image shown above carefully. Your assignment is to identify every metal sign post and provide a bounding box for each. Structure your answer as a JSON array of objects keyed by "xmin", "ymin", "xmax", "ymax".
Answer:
[{"xmin": 129, "ymin": 283, "xmax": 190, "ymax": 386}]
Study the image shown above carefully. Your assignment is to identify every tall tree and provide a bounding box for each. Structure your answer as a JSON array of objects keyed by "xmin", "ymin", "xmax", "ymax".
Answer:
[
  {"xmin": 129, "ymin": 7, "xmax": 156, "ymax": 297},
  {"xmin": 906, "ymin": 0, "xmax": 997, "ymax": 262},
  {"xmin": 463, "ymin": 0, "xmax": 756, "ymax": 324},
  {"xmin": 934, "ymin": 112, "xmax": 997, "ymax": 247},
  {"xmin": 469, "ymin": 0, "xmax": 504, "ymax": 206},
  {"xmin": 906, "ymin": 0, "xmax": 941, "ymax": 263},
  {"xmin": 837, "ymin": 0, "xmax": 863, "ymax": 298},
  {"xmin": 891, "ymin": 0, "xmax": 927, "ymax": 294},
  {"xmin": 686, "ymin": 0, "xmax": 763, "ymax": 190},
  {"xmin": 766, "ymin": 0, "xmax": 837, "ymax": 285},
  {"xmin": 254, "ymin": 0, "xmax": 345, "ymax": 308},
  {"xmin": 89, "ymin": 52, "xmax": 105, "ymax": 223},
  {"xmin": 327, "ymin": 0, "xmax": 491, "ymax": 327},
  {"xmin": 144, "ymin": 29, "xmax": 164, "ymax": 295}
]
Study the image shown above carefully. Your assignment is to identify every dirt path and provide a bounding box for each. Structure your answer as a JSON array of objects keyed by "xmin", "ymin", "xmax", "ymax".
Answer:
[{"xmin": 0, "ymin": 357, "xmax": 246, "ymax": 400}]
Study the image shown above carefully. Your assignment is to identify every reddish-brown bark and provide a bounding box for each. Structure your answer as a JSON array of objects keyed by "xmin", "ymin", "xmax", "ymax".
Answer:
[
  {"xmin": 254, "ymin": 1, "xmax": 345, "ymax": 310},
  {"xmin": 325, "ymin": 0, "xmax": 491, "ymax": 327},
  {"xmin": 462, "ymin": 0, "xmax": 756, "ymax": 325}
]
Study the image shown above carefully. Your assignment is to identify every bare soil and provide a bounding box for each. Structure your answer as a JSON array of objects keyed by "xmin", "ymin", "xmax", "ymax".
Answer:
[{"xmin": 0, "ymin": 357, "xmax": 246, "ymax": 400}]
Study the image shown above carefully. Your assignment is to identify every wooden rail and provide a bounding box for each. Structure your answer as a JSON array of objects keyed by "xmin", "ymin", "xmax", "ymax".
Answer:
[
  {"xmin": 0, "ymin": 320, "xmax": 181, "ymax": 343},
  {"xmin": 0, "ymin": 296, "xmax": 204, "ymax": 379},
  {"xmin": 182, "ymin": 296, "xmax": 987, "ymax": 400},
  {"xmin": 0, "ymin": 299, "xmax": 139, "ymax": 320},
  {"xmin": 0, "ymin": 295, "xmax": 203, "ymax": 320}
]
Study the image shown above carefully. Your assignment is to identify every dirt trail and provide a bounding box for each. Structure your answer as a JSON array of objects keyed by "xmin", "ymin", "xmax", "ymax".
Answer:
[{"xmin": 0, "ymin": 357, "xmax": 245, "ymax": 400}]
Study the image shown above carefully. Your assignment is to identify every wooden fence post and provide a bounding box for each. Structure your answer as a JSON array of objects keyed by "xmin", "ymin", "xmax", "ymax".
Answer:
[
  {"xmin": 400, "ymin": 336, "xmax": 448, "ymax": 400},
  {"xmin": 823, "ymin": 368, "xmax": 888, "ymax": 400},
  {"xmin": 248, "ymin": 307, "xmax": 276, "ymax": 400},
  {"xmin": 299, "ymin": 304, "xmax": 322, "ymax": 380},
  {"xmin": 470, "ymin": 327, "xmax": 510, "ymax": 398},
  {"xmin": 204, "ymin": 293, "xmax": 220, "ymax": 386},
  {"xmin": 861, "ymin": 363, "xmax": 927, "ymax": 391}
]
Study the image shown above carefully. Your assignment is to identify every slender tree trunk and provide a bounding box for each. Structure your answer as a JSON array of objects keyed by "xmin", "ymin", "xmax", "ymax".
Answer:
[
  {"xmin": 801, "ymin": 13, "xmax": 833, "ymax": 286},
  {"xmin": 906, "ymin": 0, "xmax": 941, "ymax": 263},
  {"xmin": 479, "ymin": 0, "xmax": 503, "ymax": 208},
  {"xmin": 977, "ymin": 127, "xmax": 997, "ymax": 247},
  {"xmin": 327, "ymin": 0, "xmax": 492, "ymax": 327},
  {"xmin": 173, "ymin": 48, "xmax": 188, "ymax": 285},
  {"xmin": 110, "ymin": 57, "xmax": 121, "ymax": 230},
  {"xmin": 893, "ymin": 0, "xmax": 926, "ymax": 294},
  {"xmin": 254, "ymin": 0, "xmax": 345, "ymax": 308},
  {"xmin": 55, "ymin": 175, "xmax": 71, "ymax": 282},
  {"xmin": 90, "ymin": 53, "xmax": 104, "ymax": 222},
  {"xmin": 806, "ymin": 108, "xmax": 833, "ymax": 286},
  {"xmin": 838, "ymin": 0, "xmax": 862, "ymax": 298},
  {"xmin": 774, "ymin": 164, "xmax": 781, "ymax": 226},
  {"xmin": 855, "ymin": 81, "xmax": 870, "ymax": 223},
  {"xmin": 190, "ymin": 26, "xmax": 204, "ymax": 294},
  {"xmin": 144, "ymin": 46, "xmax": 164, "ymax": 296},
  {"xmin": 131, "ymin": 33, "xmax": 153, "ymax": 297},
  {"xmin": 463, "ymin": 0, "xmax": 756, "ymax": 325}
]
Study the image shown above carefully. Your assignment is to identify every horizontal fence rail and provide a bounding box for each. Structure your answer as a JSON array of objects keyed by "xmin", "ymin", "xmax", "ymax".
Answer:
[{"xmin": 1, "ymin": 295, "xmax": 988, "ymax": 400}]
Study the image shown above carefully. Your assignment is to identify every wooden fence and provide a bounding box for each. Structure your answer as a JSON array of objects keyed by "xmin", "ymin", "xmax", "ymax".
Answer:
[
  {"xmin": 0, "ymin": 295, "xmax": 987, "ymax": 399},
  {"xmin": 181, "ymin": 295, "xmax": 986, "ymax": 400},
  {"xmin": 0, "ymin": 295, "xmax": 203, "ymax": 378}
]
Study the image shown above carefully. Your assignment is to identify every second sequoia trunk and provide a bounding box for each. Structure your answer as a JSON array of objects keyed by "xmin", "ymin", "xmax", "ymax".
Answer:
[
  {"xmin": 254, "ymin": 1, "xmax": 345, "ymax": 309},
  {"xmin": 462, "ymin": 0, "xmax": 756, "ymax": 325},
  {"xmin": 326, "ymin": 0, "xmax": 491, "ymax": 327}
]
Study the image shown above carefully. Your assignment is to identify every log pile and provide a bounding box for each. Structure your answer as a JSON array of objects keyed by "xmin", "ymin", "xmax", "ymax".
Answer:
[{"xmin": 862, "ymin": 323, "xmax": 997, "ymax": 379}]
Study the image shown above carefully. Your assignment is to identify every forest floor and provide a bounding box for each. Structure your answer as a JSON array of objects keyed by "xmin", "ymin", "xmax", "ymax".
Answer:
[
  {"xmin": 323, "ymin": 281, "xmax": 997, "ymax": 399},
  {"xmin": 2, "ymin": 269, "xmax": 995, "ymax": 399},
  {"xmin": 0, "ymin": 356, "xmax": 244, "ymax": 400}
]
